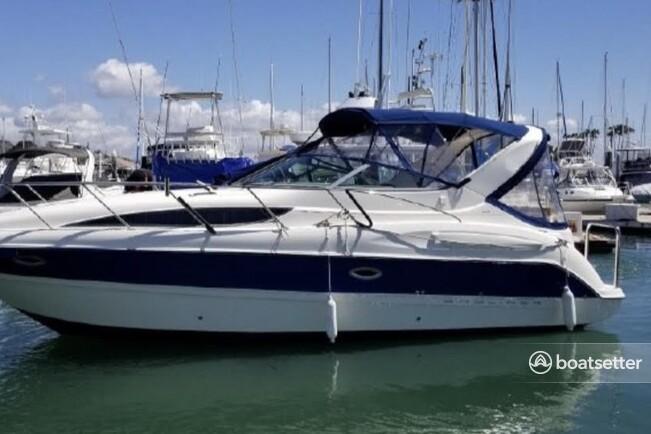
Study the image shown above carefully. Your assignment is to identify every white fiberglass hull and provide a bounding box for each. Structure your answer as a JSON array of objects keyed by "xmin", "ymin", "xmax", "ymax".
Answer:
[
  {"xmin": 0, "ymin": 273, "xmax": 622, "ymax": 336},
  {"xmin": 559, "ymin": 188, "xmax": 624, "ymax": 214}
]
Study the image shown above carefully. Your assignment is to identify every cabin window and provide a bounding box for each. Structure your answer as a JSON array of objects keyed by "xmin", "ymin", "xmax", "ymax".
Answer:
[
  {"xmin": 66, "ymin": 207, "xmax": 292, "ymax": 227},
  {"xmin": 496, "ymin": 146, "xmax": 566, "ymax": 226}
]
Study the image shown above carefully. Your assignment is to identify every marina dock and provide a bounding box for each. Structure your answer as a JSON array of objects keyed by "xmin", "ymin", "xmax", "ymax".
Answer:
[{"xmin": 582, "ymin": 204, "xmax": 651, "ymax": 235}]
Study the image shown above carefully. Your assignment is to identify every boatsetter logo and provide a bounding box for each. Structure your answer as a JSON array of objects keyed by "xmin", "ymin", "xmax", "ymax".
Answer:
[{"xmin": 528, "ymin": 350, "xmax": 642, "ymax": 375}]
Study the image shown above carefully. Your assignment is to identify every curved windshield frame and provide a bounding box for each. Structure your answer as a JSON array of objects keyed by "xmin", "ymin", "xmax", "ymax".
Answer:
[
  {"xmin": 237, "ymin": 124, "xmax": 517, "ymax": 189},
  {"xmin": 488, "ymin": 141, "xmax": 567, "ymax": 229}
]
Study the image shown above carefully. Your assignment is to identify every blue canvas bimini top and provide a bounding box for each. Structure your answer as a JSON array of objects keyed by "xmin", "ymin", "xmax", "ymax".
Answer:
[{"xmin": 318, "ymin": 108, "xmax": 529, "ymax": 140}]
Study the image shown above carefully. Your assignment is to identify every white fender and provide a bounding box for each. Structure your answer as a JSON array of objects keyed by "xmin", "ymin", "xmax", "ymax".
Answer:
[
  {"xmin": 326, "ymin": 294, "xmax": 338, "ymax": 343},
  {"xmin": 561, "ymin": 285, "xmax": 577, "ymax": 331}
]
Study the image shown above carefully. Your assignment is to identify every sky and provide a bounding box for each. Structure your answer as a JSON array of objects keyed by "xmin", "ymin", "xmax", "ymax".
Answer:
[{"xmin": 1, "ymin": 0, "xmax": 651, "ymax": 159}]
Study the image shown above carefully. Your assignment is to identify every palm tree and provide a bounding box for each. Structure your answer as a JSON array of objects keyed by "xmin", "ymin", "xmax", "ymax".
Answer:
[{"xmin": 607, "ymin": 124, "xmax": 635, "ymax": 150}]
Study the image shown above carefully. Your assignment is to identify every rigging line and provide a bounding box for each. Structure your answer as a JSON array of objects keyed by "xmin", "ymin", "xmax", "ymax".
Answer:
[
  {"xmin": 489, "ymin": 0, "xmax": 502, "ymax": 119},
  {"xmin": 442, "ymin": 0, "xmax": 455, "ymax": 110},
  {"xmin": 107, "ymin": 0, "xmax": 138, "ymax": 104},
  {"xmin": 228, "ymin": 0, "xmax": 244, "ymax": 128},
  {"xmin": 154, "ymin": 61, "xmax": 169, "ymax": 143},
  {"xmin": 107, "ymin": 0, "xmax": 153, "ymax": 147},
  {"xmin": 347, "ymin": 188, "xmax": 462, "ymax": 223}
]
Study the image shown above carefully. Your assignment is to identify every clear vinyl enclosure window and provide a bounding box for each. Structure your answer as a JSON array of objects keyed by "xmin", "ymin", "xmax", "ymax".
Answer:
[
  {"xmin": 241, "ymin": 124, "xmax": 514, "ymax": 189},
  {"xmin": 497, "ymin": 146, "xmax": 566, "ymax": 226}
]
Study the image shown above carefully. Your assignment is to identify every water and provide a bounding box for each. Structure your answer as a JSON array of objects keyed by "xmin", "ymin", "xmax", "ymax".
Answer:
[{"xmin": 0, "ymin": 238, "xmax": 650, "ymax": 433}]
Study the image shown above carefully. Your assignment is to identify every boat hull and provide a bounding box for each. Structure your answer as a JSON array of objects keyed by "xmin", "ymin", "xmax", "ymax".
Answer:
[
  {"xmin": 561, "ymin": 198, "xmax": 614, "ymax": 214},
  {"xmin": 0, "ymin": 272, "xmax": 622, "ymax": 336}
]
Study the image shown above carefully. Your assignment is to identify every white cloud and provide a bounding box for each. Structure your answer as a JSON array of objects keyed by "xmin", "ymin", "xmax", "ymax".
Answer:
[
  {"xmin": 546, "ymin": 117, "xmax": 578, "ymax": 131},
  {"xmin": 0, "ymin": 102, "xmax": 133, "ymax": 157},
  {"xmin": 511, "ymin": 113, "xmax": 528, "ymax": 124},
  {"xmin": 0, "ymin": 103, "xmax": 12, "ymax": 116},
  {"xmin": 1, "ymin": 94, "xmax": 327, "ymax": 159},
  {"xmin": 143, "ymin": 98, "xmax": 325, "ymax": 154},
  {"xmin": 48, "ymin": 85, "xmax": 66, "ymax": 100},
  {"xmin": 91, "ymin": 58, "xmax": 169, "ymax": 98}
]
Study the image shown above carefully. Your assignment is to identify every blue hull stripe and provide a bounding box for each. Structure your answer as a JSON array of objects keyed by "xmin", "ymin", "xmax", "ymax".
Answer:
[{"xmin": 0, "ymin": 248, "xmax": 597, "ymax": 298}]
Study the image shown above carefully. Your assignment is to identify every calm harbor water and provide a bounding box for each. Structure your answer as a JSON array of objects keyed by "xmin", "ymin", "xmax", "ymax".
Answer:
[{"xmin": 1, "ymin": 238, "xmax": 650, "ymax": 433}]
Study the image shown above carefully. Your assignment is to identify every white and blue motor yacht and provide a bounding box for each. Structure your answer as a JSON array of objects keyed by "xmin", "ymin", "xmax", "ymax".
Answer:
[{"xmin": 0, "ymin": 108, "xmax": 624, "ymax": 341}]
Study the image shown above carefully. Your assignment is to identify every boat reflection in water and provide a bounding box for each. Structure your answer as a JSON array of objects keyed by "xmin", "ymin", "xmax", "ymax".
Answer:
[{"xmin": 0, "ymin": 320, "xmax": 621, "ymax": 433}]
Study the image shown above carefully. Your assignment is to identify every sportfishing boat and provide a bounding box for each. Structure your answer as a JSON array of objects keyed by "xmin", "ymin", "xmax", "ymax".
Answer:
[
  {"xmin": 555, "ymin": 138, "xmax": 625, "ymax": 213},
  {"xmin": 0, "ymin": 108, "xmax": 623, "ymax": 341},
  {"xmin": 616, "ymin": 147, "xmax": 651, "ymax": 202},
  {"xmin": 557, "ymin": 156, "xmax": 625, "ymax": 213},
  {"xmin": 147, "ymin": 92, "xmax": 253, "ymax": 184},
  {"xmin": 0, "ymin": 112, "xmax": 95, "ymax": 209}
]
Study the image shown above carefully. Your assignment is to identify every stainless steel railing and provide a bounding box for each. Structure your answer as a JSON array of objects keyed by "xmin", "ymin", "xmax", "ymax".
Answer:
[{"xmin": 583, "ymin": 223, "xmax": 622, "ymax": 287}]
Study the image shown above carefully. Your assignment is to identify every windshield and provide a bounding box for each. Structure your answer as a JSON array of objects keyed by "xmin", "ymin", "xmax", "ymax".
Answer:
[
  {"xmin": 239, "ymin": 125, "xmax": 517, "ymax": 189},
  {"xmin": 558, "ymin": 167, "xmax": 616, "ymax": 188}
]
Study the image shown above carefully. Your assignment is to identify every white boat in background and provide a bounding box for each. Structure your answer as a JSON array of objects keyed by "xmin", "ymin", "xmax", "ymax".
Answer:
[
  {"xmin": 147, "ymin": 92, "xmax": 253, "ymax": 184},
  {"xmin": 0, "ymin": 108, "xmax": 623, "ymax": 341},
  {"xmin": 557, "ymin": 156, "xmax": 625, "ymax": 213},
  {"xmin": 0, "ymin": 111, "xmax": 95, "ymax": 211},
  {"xmin": 555, "ymin": 139, "xmax": 625, "ymax": 213}
]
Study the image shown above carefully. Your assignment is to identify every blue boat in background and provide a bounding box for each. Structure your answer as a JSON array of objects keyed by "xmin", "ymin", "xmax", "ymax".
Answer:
[
  {"xmin": 152, "ymin": 154, "xmax": 253, "ymax": 184},
  {"xmin": 146, "ymin": 91, "xmax": 254, "ymax": 185}
]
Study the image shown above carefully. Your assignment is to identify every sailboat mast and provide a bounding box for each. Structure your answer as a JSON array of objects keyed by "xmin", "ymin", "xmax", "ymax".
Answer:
[
  {"xmin": 328, "ymin": 36, "xmax": 332, "ymax": 113},
  {"xmin": 531, "ymin": 107, "xmax": 535, "ymax": 125},
  {"xmin": 300, "ymin": 84, "xmax": 304, "ymax": 131},
  {"xmin": 642, "ymin": 103, "xmax": 648, "ymax": 146},
  {"xmin": 502, "ymin": 0, "xmax": 513, "ymax": 121},
  {"xmin": 405, "ymin": 0, "xmax": 411, "ymax": 93},
  {"xmin": 377, "ymin": 0, "xmax": 384, "ymax": 108},
  {"xmin": 473, "ymin": 0, "xmax": 479, "ymax": 115},
  {"xmin": 269, "ymin": 63, "xmax": 274, "ymax": 130},
  {"xmin": 557, "ymin": 61, "xmax": 567, "ymax": 138},
  {"xmin": 461, "ymin": 0, "xmax": 468, "ymax": 113},
  {"xmin": 603, "ymin": 52, "xmax": 609, "ymax": 167},
  {"xmin": 481, "ymin": 0, "xmax": 487, "ymax": 117},
  {"xmin": 356, "ymin": 0, "xmax": 363, "ymax": 85},
  {"xmin": 489, "ymin": 0, "xmax": 501, "ymax": 118},
  {"xmin": 136, "ymin": 68, "xmax": 144, "ymax": 167},
  {"xmin": 555, "ymin": 62, "xmax": 560, "ymax": 145}
]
